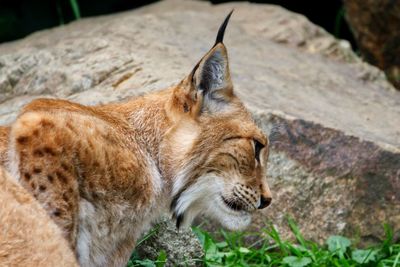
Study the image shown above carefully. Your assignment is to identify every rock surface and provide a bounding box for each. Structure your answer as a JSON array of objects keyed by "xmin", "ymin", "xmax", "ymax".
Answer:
[
  {"xmin": 135, "ymin": 220, "xmax": 203, "ymax": 266},
  {"xmin": 343, "ymin": 0, "xmax": 400, "ymax": 90},
  {"xmin": 0, "ymin": 0, "xmax": 399, "ymax": 259}
]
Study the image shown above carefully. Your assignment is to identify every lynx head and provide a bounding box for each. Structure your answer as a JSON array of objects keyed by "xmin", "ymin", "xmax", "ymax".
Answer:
[{"xmin": 161, "ymin": 11, "xmax": 272, "ymax": 230}]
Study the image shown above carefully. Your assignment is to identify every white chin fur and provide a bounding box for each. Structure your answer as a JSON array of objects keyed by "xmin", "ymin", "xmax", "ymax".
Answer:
[
  {"xmin": 173, "ymin": 174, "xmax": 252, "ymax": 231},
  {"xmin": 206, "ymin": 197, "xmax": 252, "ymax": 231}
]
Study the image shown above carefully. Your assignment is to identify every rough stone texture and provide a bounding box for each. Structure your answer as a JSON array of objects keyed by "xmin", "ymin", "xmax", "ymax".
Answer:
[
  {"xmin": 253, "ymin": 112, "xmax": 400, "ymax": 244},
  {"xmin": 343, "ymin": 0, "xmax": 400, "ymax": 90},
  {"xmin": 136, "ymin": 220, "xmax": 203, "ymax": 266},
  {"xmin": 0, "ymin": 0, "xmax": 399, "ymax": 254}
]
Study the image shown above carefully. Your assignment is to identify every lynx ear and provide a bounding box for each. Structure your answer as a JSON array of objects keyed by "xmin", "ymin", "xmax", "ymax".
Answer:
[
  {"xmin": 188, "ymin": 11, "xmax": 234, "ymax": 113},
  {"xmin": 193, "ymin": 44, "xmax": 232, "ymax": 94}
]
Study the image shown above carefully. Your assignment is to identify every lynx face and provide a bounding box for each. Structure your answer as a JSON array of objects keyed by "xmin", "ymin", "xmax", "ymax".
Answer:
[
  {"xmin": 165, "ymin": 12, "xmax": 272, "ymax": 230},
  {"xmin": 167, "ymin": 113, "xmax": 272, "ymax": 230},
  {"xmin": 205, "ymin": 136, "xmax": 271, "ymax": 228}
]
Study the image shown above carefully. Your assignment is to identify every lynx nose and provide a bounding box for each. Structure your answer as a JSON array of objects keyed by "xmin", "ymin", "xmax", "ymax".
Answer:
[{"xmin": 258, "ymin": 196, "xmax": 272, "ymax": 209}]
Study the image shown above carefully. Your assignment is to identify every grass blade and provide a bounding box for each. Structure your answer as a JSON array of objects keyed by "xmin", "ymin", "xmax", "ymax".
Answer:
[{"xmin": 69, "ymin": 0, "xmax": 81, "ymax": 19}]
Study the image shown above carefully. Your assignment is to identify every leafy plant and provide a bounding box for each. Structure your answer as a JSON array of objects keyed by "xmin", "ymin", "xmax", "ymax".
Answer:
[
  {"xmin": 326, "ymin": 235, "xmax": 351, "ymax": 257},
  {"xmin": 192, "ymin": 220, "xmax": 400, "ymax": 267},
  {"xmin": 282, "ymin": 256, "xmax": 312, "ymax": 267},
  {"xmin": 129, "ymin": 220, "xmax": 400, "ymax": 267},
  {"xmin": 127, "ymin": 250, "xmax": 166, "ymax": 267}
]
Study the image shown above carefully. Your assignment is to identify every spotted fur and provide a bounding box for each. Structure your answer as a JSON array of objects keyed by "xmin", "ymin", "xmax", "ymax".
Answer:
[
  {"xmin": 0, "ymin": 13, "xmax": 272, "ymax": 267},
  {"xmin": 0, "ymin": 167, "xmax": 78, "ymax": 267}
]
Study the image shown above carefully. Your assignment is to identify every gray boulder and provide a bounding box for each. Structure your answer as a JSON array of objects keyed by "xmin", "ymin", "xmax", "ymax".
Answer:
[{"xmin": 135, "ymin": 220, "xmax": 203, "ymax": 266}]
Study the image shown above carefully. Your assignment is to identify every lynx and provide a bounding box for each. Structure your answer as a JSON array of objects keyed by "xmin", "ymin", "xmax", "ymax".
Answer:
[
  {"xmin": 1, "ymin": 12, "xmax": 272, "ymax": 266},
  {"xmin": 0, "ymin": 167, "xmax": 78, "ymax": 267}
]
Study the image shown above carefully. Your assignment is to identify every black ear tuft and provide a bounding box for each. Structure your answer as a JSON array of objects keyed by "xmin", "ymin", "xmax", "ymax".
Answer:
[
  {"xmin": 189, "ymin": 10, "xmax": 234, "ymax": 83},
  {"xmin": 214, "ymin": 10, "xmax": 234, "ymax": 46}
]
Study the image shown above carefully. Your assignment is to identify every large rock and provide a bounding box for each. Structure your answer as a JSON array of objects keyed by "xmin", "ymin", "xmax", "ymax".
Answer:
[
  {"xmin": 254, "ymin": 113, "xmax": 400, "ymax": 244},
  {"xmin": 343, "ymin": 0, "xmax": 400, "ymax": 90},
  {"xmin": 0, "ymin": 0, "xmax": 399, "ymax": 254}
]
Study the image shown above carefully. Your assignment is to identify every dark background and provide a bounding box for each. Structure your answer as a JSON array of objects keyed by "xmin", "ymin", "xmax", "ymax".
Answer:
[{"xmin": 0, "ymin": 0, "xmax": 356, "ymax": 48}]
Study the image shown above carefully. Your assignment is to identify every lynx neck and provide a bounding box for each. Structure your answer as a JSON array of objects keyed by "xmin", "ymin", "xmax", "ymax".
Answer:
[{"xmin": 99, "ymin": 89, "xmax": 172, "ymax": 168}]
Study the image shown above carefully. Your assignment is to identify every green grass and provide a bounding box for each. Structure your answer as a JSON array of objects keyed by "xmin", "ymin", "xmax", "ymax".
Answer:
[
  {"xmin": 129, "ymin": 219, "xmax": 400, "ymax": 267},
  {"xmin": 69, "ymin": 0, "xmax": 81, "ymax": 20},
  {"xmin": 128, "ymin": 250, "xmax": 167, "ymax": 267},
  {"xmin": 56, "ymin": 0, "xmax": 81, "ymax": 25}
]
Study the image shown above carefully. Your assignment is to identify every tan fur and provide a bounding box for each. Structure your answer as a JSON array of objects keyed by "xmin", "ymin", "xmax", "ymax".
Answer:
[
  {"xmin": 0, "ymin": 126, "xmax": 9, "ymax": 166},
  {"xmin": 0, "ymin": 167, "xmax": 78, "ymax": 267},
  {"xmin": 0, "ymin": 16, "xmax": 272, "ymax": 267}
]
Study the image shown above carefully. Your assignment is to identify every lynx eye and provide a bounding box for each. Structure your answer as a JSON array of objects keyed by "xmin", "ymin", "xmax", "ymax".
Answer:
[{"xmin": 254, "ymin": 139, "xmax": 264, "ymax": 162}]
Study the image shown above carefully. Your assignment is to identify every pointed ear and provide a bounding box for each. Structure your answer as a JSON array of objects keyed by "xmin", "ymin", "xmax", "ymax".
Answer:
[
  {"xmin": 186, "ymin": 11, "xmax": 234, "ymax": 113},
  {"xmin": 193, "ymin": 43, "xmax": 233, "ymax": 96}
]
